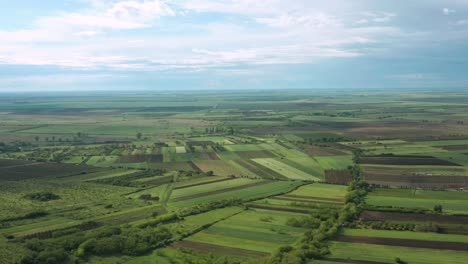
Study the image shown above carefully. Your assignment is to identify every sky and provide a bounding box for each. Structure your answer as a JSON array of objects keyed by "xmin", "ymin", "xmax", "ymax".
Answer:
[{"xmin": 0, "ymin": 0, "xmax": 468, "ymax": 91}]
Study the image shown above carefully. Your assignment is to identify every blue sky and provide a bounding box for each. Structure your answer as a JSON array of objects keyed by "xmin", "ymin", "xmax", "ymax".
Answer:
[{"xmin": 1, "ymin": 0, "xmax": 468, "ymax": 91}]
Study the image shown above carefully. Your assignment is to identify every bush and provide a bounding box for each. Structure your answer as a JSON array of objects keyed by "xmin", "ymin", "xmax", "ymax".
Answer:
[{"xmin": 24, "ymin": 192, "xmax": 60, "ymax": 202}]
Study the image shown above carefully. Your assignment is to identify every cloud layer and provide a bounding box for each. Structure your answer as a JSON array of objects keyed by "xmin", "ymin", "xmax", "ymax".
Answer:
[{"xmin": 1, "ymin": 0, "xmax": 468, "ymax": 90}]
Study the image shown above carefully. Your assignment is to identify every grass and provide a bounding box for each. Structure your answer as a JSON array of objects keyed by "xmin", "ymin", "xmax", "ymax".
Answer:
[
  {"xmin": 367, "ymin": 188, "xmax": 468, "ymax": 214},
  {"xmin": 186, "ymin": 209, "xmax": 306, "ymax": 254},
  {"xmin": 170, "ymin": 181, "xmax": 304, "ymax": 208},
  {"xmin": 170, "ymin": 178, "xmax": 259, "ymax": 200},
  {"xmin": 314, "ymin": 156, "xmax": 353, "ymax": 170},
  {"xmin": 252, "ymin": 158, "xmax": 320, "ymax": 181},
  {"xmin": 290, "ymin": 183, "xmax": 348, "ymax": 199},
  {"xmin": 329, "ymin": 241, "xmax": 468, "ymax": 264},
  {"xmin": 342, "ymin": 228, "xmax": 468, "ymax": 243}
]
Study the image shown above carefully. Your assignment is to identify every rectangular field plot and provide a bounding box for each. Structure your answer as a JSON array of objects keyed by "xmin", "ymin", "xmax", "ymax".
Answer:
[
  {"xmin": 342, "ymin": 228, "xmax": 468, "ymax": 244},
  {"xmin": 170, "ymin": 178, "xmax": 259, "ymax": 201},
  {"xmin": 314, "ymin": 156, "xmax": 353, "ymax": 170},
  {"xmin": 232, "ymin": 159, "xmax": 286, "ymax": 179},
  {"xmin": 252, "ymin": 158, "xmax": 320, "ymax": 181},
  {"xmin": 360, "ymin": 155, "xmax": 461, "ymax": 166},
  {"xmin": 174, "ymin": 176, "xmax": 233, "ymax": 189},
  {"xmin": 328, "ymin": 241, "xmax": 468, "ymax": 264},
  {"xmin": 0, "ymin": 162, "xmax": 100, "ymax": 181},
  {"xmin": 367, "ymin": 188, "xmax": 468, "ymax": 214},
  {"xmin": 193, "ymin": 160, "xmax": 253, "ymax": 177},
  {"xmin": 169, "ymin": 180, "xmax": 303, "ymax": 208},
  {"xmin": 0, "ymin": 158, "xmax": 33, "ymax": 168},
  {"xmin": 175, "ymin": 146, "xmax": 187, "ymax": 153},
  {"xmin": 184, "ymin": 209, "xmax": 307, "ymax": 254},
  {"xmin": 284, "ymin": 183, "xmax": 347, "ymax": 203}
]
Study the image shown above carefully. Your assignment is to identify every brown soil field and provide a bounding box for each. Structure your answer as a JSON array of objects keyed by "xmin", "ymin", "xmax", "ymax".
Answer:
[
  {"xmin": 360, "ymin": 210, "xmax": 468, "ymax": 224},
  {"xmin": 147, "ymin": 161, "xmax": 195, "ymax": 171},
  {"xmin": 171, "ymin": 180, "xmax": 271, "ymax": 202},
  {"xmin": 345, "ymin": 122, "xmax": 456, "ymax": 139},
  {"xmin": 334, "ymin": 235, "xmax": 468, "ymax": 251},
  {"xmin": 360, "ymin": 155, "xmax": 460, "ymax": 166},
  {"xmin": 248, "ymin": 204, "xmax": 311, "ymax": 214},
  {"xmin": 302, "ymin": 145, "xmax": 347, "ymax": 156},
  {"xmin": 233, "ymin": 150, "xmax": 276, "ymax": 159},
  {"xmin": 0, "ymin": 158, "xmax": 34, "ymax": 168},
  {"xmin": 188, "ymin": 161, "xmax": 203, "ymax": 172},
  {"xmin": 207, "ymin": 152, "xmax": 220, "ymax": 160},
  {"xmin": 441, "ymin": 145, "xmax": 468, "ymax": 151},
  {"xmin": 118, "ymin": 154, "xmax": 163, "ymax": 163},
  {"xmin": 171, "ymin": 240, "xmax": 269, "ymax": 258},
  {"xmin": 325, "ymin": 170, "xmax": 353, "ymax": 185},
  {"xmin": 364, "ymin": 174, "xmax": 468, "ymax": 188},
  {"xmin": 0, "ymin": 162, "xmax": 99, "ymax": 181},
  {"xmin": 186, "ymin": 141, "xmax": 215, "ymax": 146}
]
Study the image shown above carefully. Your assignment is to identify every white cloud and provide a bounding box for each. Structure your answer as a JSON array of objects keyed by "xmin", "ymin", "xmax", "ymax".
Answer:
[
  {"xmin": 456, "ymin": 19, "xmax": 468, "ymax": 25},
  {"xmin": 0, "ymin": 1, "xmax": 415, "ymax": 72},
  {"xmin": 362, "ymin": 12, "xmax": 396, "ymax": 23},
  {"xmin": 256, "ymin": 13, "xmax": 339, "ymax": 28},
  {"xmin": 443, "ymin": 8, "xmax": 456, "ymax": 15},
  {"xmin": 0, "ymin": 0, "xmax": 175, "ymax": 44},
  {"xmin": 76, "ymin": 30, "xmax": 100, "ymax": 37},
  {"xmin": 355, "ymin": 19, "xmax": 369, "ymax": 24}
]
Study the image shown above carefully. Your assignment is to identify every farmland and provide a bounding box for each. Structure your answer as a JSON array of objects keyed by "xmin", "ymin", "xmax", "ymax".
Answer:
[{"xmin": 1, "ymin": 90, "xmax": 468, "ymax": 263}]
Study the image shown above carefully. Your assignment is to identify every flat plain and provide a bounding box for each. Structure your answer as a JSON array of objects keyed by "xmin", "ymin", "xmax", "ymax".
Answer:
[{"xmin": 1, "ymin": 90, "xmax": 468, "ymax": 264}]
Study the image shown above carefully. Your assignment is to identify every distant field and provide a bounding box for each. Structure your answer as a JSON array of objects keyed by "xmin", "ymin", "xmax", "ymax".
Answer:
[{"xmin": 367, "ymin": 188, "xmax": 468, "ymax": 214}]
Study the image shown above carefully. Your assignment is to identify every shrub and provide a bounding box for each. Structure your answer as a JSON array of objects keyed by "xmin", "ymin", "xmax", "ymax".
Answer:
[{"xmin": 24, "ymin": 192, "xmax": 60, "ymax": 202}]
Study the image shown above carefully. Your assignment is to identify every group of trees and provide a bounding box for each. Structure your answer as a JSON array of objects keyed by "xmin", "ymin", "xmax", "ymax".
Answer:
[
  {"xmin": 20, "ymin": 224, "xmax": 173, "ymax": 264},
  {"xmin": 270, "ymin": 152, "xmax": 370, "ymax": 264}
]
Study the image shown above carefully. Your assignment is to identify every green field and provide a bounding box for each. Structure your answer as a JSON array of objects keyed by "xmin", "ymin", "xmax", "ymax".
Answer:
[
  {"xmin": 2, "ymin": 90, "xmax": 468, "ymax": 263},
  {"xmin": 367, "ymin": 188, "xmax": 468, "ymax": 213},
  {"xmin": 328, "ymin": 242, "xmax": 468, "ymax": 264}
]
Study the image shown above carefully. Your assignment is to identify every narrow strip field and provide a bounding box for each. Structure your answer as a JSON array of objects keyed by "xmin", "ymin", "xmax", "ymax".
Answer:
[
  {"xmin": 174, "ymin": 177, "xmax": 236, "ymax": 190},
  {"xmin": 329, "ymin": 242, "xmax": 468, "ymax": 264},
  {"xmin": 171, "ymin": 180, "xmax": 270, "ymax": 202},
  {"xmin": 334, "ymin": 235, "xmax": 468, "ymax": 251},
  {"xmin": 171, "ymin": 241, "xmax": 269, "ymax": 258},
  {"xmin": 233, "ymin": 159, "xmax": 286, "ymax": 179},
  {"xmin": 170, "ymin": 181, "xmax": 303, "ymax": 208},
  {"xmin": 247, "ymin": 204, "xmax": 311, "ymax": 214},
  {"xmin": 251, "ymin": 158, "xmax": 319, "ymax": 181},
  {"xmin": 360, "ymin": 210, "xmax": 468, "ymax": 224}
]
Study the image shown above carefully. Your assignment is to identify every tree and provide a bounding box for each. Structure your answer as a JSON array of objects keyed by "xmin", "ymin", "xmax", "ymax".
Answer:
[
  {"xmin": 34, "ymin": 136, "xmax": 40, "ymax": 142},
  {"xmin": 136, "ymin": 132, "xmax": 142, "ymax": 140},
  {"xmin": 434, "ymin": 204, "xmax": 443, "ymax": 213}
]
